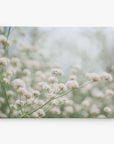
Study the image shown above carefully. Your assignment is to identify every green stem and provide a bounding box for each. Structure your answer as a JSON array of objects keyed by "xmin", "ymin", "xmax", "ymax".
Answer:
[
  {"xmin": 19, "ymin": 94, "xmax": 23, "ymax": 115},
  {"xmin": 7, "ymin": 27, "xmax": 11, "ymax": 39},
  {"xmin": 1, "ymin": 82, "xmax": 12, "ymax": 116},
  {"xmin": 4, "ymin": 27, "xmax": 11, "ymax": 55},
  {"xmin": 23, "ymin": 81, "xmax": 93, "ymax": 117},
  {"xmin": 79, "ymin": 81, "xmax": 92, "ymax": 89},
  {"xmin": 23, "ymin": 89, "xmax": 72, "ymax": 117},
  {"xmin": 24, "ymin": 99, "xmax": 52, "ymax": 117}
]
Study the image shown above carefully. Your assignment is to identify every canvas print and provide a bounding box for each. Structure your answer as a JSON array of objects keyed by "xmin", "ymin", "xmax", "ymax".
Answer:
[{"xmin": 0, "ymin": 27, "xmax": 114, "ymax": 118}]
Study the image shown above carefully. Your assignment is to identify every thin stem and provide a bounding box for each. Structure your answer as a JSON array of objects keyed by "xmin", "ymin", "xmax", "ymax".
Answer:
[
  {"xmin": 4, "ymin": 27, "xmax": 11, "ymax": 55},
  {"xmin": 79, "ymin": 81, "xmax": 92, "ymax": 89},
  {"xmin": 1, "ymin": 82, "xmax": 12, "ymax": 116},
  {"xmin": 23, "ymin": 89, "xmax": 72, "ymax": 117},
  {"xmin": 7, "ymin": 27, "xmax": 11, "ymax": 39},
  {"xmin": 55, "ymin": 89, "xmax": 72, "ymax": 100},
  {"xmin": 19, "ymin": 94, "xmax": 23, "ymax": 115},
  {"xmin": 23, "ymin": 81, "xmax": 93, "ymax": 117},
  {"xmin": 23, "ymin": 100, "xmax": 52, "ymax": 117}
]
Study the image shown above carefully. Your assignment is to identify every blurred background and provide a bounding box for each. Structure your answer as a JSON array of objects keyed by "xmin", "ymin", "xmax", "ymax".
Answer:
[
  {"xmin": 1, "ymin": 27, "xmax": 114, "ymax": 74},
  {"xmin": 0, "ymin": 27, "xmax": 114, "ymax": 118},
  {"xmin": 40, "ymin": 27, "xmax": 114, "ymax": 73}
]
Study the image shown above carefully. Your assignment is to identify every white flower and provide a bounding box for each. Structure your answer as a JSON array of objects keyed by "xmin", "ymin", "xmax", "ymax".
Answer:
[
  {"xmin": 33, "ymin": 99, "xmax": 38, "ymax": 105},
  {"xmin": 12, "ymin": 110, "xmax": 19, "ymax": 116},
  {"xmin": 15, "ymin": 100, "xmax": 25, "ymax": 107},
  {"xmin": 37, "ymin": 100, "xmax": 45, "ymax": 106},
  {"xmin": 0, "ymin": 34, "xmax": 10, "ymax": 46},
  {"xmin": 71, "ymin": 64, "xmax": 81, "ymax": 74},
  {"xmin": 66, "ymin": 80, "xmax": 79, "ymax": 89},
  {"xmin": 86, "ymin": 73, "xmax": 100, "ymax": 81},
  {"xmin": 11, "ymin": 57, "xmax": 21, "ymax": 67},
  {"xmin": 10, "ymin": 104, "xmax": 17, "ymax": 110},
  {"xmin": 31, "ymin": 112, "xmax": 38, "ymax": 117},
  {"xmin": 58, "ymin": 83, "xmax": 67, "ymax": 91},
  {"xmin": 26, "ymin": 99, "xmax": 32, "ymax": 105},
  {"xmin": 42, "ymin": 84, "xmax": 51, "ymax": 91},
  {"xmin": 48, "ymin": 76, "xmax": 58, "ymax": 83},
  {"xmin": 100, "ymin": 72, "xmax": 113, "ymax": 81},
  {"xmin": 65, "ymin": 106, "xmax": 74, "ymax": 114},
  {"xmin": 59, "ymin": 97, "xmax": 69, "ymax": 104},
  {"xmin": 49, "ymin": 88, "xmax": 58, "ymax": 94},
  {"xmin": 0, "ymin": 97, "xmax": 5, "ymax": 103},
  {"xmin": 51, "ymin": 68, "xmax": 63, "ymax": 76},
  {"xmin": 90, "ymin": 105, "xmax": 100, "ymax": 115},
  {"xmin": 92, "ymin": 88, "xmax": 104, "ymax": 99},
  {"xmin": 82, "ymin": 100, "xmax": 90, "ymax": 107},
  {"xmin": 7, "ymin": 90, "xmax": 14, "ymax": 97},
  {"xmin": 51, "ymin": 99, "xmax": 59, "ymax": 106},
  {"xmin": 47, "ymin": 93, "xmax": 57, "ymax": 100},
  {"xmin": 7, "ymin": 70, "xmax": 13, "ymax": 77},
  {"xmin": 37, "ymin": 109, "xmax": 45, "ymax": 117},
  {"xmin": 3, "ymin": 78, "xmax": 9, "ymax": 84},
  {"xmin": 69, "ymin": 75, "xmax": 77, "ymax": 80},
  {"xmin": 65, "ymin": 100, "xmax": 73, "ymax": 105},
  {"xmin": 37, "ymin": 82, "xmax": 47, "ymax": 90},
  {"xmin": 23, "ymin": 69, "xmax": 31, "ymax": 76},
  {"xmin": 50, "ymin": 107, "xmax": 61, "ymax": 114},
  {"xmin": 0, "ymin": 57, "xmax": 10, "ymax": 66},
  {"xmin": 12, "ymin": 79, "xmax": 25, "ymax": 89},
  {"xmin": 24, "ymin": 91, "xmax": 32, "ymax": 99},
  {"xmin": 32, "ymin": 90, "xmax": 40, "ymax": 97},
  {"xmin": 73, "ymin": 64, "xmax": 81, "ymax": 70},
  {"xmin": 17, "ymin": 87, "xmax": 27, "ymax": 95},
  {"xmin": 35, "ymin": 71, "xmax": 45, "ymax": 81},
  {"xmin": 21, "ymin": 43, "xmax": 37, "ymax": 52},
  {"xmin": 104, "ymin": 107, "xmax": 112, "ymax": 114}
]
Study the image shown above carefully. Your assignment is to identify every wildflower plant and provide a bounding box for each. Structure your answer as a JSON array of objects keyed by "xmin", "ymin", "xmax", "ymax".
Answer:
[{"xmin": 0, "ymin": 27, "xmax": 114, "ymax": 118}]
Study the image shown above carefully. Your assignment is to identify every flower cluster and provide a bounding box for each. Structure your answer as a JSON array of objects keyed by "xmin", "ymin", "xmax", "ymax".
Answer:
[{"xmin": 0, "ymin": 27, "xmax": 114, "ymax": 118}]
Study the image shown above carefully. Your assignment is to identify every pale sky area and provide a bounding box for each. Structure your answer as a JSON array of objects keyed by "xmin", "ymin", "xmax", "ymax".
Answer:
[
  {"xmin": 40, "ymin": 27, "xmax": 114, "ymax": 72},
  {"xmin": 10, "ymin": 27, "xmax": 114, "ymax": 73}
]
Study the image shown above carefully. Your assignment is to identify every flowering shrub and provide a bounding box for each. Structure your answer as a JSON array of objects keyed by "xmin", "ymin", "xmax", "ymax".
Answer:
[{"xmin": 0, "ymin": 27, "xmax": 114, "ymax": 118}]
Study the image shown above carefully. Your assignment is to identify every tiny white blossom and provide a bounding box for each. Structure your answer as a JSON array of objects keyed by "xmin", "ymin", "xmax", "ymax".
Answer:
[
  {"xmin": 48, "ymin": 76, "xmax": 58, "ymax": 83},
  {"xmin": 51, "ymin": 68, "xmax": 63, "ymax": 76},
  {"xmin": 66, "ymin": 80, "xmax": 79, "ymax": 89},
  {"xmin": 86, "ymin": 73, "xmax": 100, "ymax": 81},
  {"xmin": 104, "ymin": 107, "xmax": 112, "ymax": 114},
  {"xmin": 0, "ymin": 35, "xmax": 10, "ymax": 46},
  {"xmin": 100, "ymin": 72, "xmax": 113, "ymax": 81},
  {"xmin": 0, "ymin": 57, "xmax": 10, "ymax": 66},
  {"xmin": 0, "ymin": 97, "xmax": 5, "ymax": 103},
  {"xmin": 32, "ymin": 90, "xmax": 40, "ymax": 97},
  {"xmin": 37, "ymin": 109, "xmax": 45, "ymax": 117},
  {"xmin": 50, "ymin": 107, "xmax": 61, "ymax": 114},
  {"xmin": 12, "ymin": 79, "xmax": 25, "ymax": 89}
]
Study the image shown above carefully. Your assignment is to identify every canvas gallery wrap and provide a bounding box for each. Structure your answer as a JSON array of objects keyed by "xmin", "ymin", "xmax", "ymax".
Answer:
[{"xmin": 0, "ymin": 27, "xmax": 114, "ymax": 118}]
